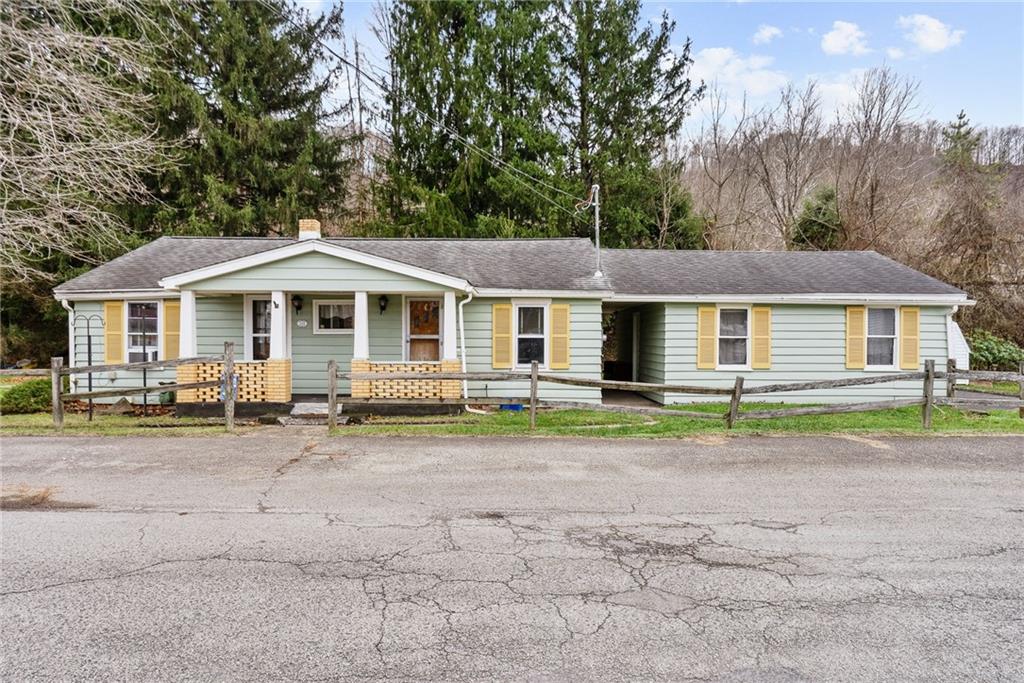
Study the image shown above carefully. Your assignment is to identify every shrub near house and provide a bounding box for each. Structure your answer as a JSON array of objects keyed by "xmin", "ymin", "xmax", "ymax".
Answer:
[{"xmin": 0, "ymin": 379, "xmax": 51, "ymax": 414}]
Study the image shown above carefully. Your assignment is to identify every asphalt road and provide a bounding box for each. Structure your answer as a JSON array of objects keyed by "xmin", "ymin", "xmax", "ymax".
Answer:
[{"xmin": 2, "ymin": 431, "xmax": 1023, "ymax": 681}]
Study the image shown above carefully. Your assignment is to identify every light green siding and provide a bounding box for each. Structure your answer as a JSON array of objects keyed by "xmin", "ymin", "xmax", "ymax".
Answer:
[
  {"xmin": 461, "ymin": 298, "xmax": 603, "ymax": 403},
  {"xmin": 184, "ymin": 252, "xmax": 454, "ymax": 293},
  {"xmin": 636, "ymin": 304, "xmax": 667, "ymax": 403},
  {"xmin": 654, "ymin": 303, "xmax": 952, "ymax": 404},
  {"xmin": 287, "ymin": 292, "xmax": 403, "ymax": 394},
  {"xmin": 68, "ymin": 300, "xmax": 174, "ymax": 403},
  {"xmin": 196, "ymin": 295, "xmax": 243, "ymax": 355}
]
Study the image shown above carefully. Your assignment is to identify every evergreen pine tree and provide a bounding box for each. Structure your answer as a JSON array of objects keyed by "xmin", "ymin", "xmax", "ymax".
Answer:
[
  {"xmin": 552, "ymin": 0, "xmax": 703, "ymax": 246},
  {"xmin": 134, "ymin": 0, "xmax": 353, "ymax": 237}
]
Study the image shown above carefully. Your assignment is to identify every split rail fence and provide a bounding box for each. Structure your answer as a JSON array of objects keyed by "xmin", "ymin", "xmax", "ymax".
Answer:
[
  {"xmin": 41, "ymin": 342, "xmax": 240, "ymax": 431},
  {"xmin": 330, "ymin": 358, "xmax": 1024, "ymax": 430}
]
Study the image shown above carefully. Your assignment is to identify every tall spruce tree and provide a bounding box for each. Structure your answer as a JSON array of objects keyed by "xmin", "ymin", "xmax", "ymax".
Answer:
[
  {"xmin": 380, "ymin": 0, "xmax": 570, "ymax": 236},
  {"xmin": 376, "ymin": 0, "xmax": 703, "ymax": 243},
  {"xmin": 133, "ymin": 0, "xmax": 353, "ymax": 237},
  {"xmin": 552, "ymin": 0, "xmax": 703, "ymax": 246}
]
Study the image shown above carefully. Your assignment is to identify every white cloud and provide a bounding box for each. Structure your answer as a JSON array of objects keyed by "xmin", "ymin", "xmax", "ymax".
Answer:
[
  {"xmin": 821, "ymin": 20, "xmax": 870, "ymax": 56},
  {"xmin": 886, "ymin": 47, "xmax": 905, "ymax": 60},
  {"xmin": 898, "ymin": 14, "xmax": 965, "ymax": 53},
  {"xmin": 753, "ymin": 24, "xmax": 783, "ymax": 45},
  {"xmin": 813, "ymin": 69, "xmax": 866, "ymax": 114},
  {"xmin": 690, "ymin": 47, "xmax": 789, "ymax": 98}
]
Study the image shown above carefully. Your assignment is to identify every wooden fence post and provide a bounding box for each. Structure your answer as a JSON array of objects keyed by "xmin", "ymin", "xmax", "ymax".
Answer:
[
  {"xmin": 1019, "ymin": 361, "xmax": 1023, "ymax": 420},
  {"xmin": 922, "ymin": 359, "xmax": 935, "ymax": 430},
  {"xmin": 529, "ymin": 361, "xmax": 539, "ymax": 431},
  {"xmin": 223, "ymin": 341, "xmax": 235, "ymax": 431},
  {"xmin": 327, "ymin": 359, "xmax": 338, "ymax": 430},
  {"xmin": 946, "ymin": 358, "xmax": 956, "ymax": 398},
  {"xmin": 726, "ymin": 376, "xmax": 744, "ymax": 429},
  {"xmin": 50, "ymin": 357, "xmax": 64, "ymax": 431}
]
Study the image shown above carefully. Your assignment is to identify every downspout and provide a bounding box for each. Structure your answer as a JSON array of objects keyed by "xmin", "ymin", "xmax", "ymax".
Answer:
[
  {"xmin": 458, "ymin": 289, "xmax": 487, "ymax": 414},
  {"xmin": 60, "ymin": 299, "xmax": 75, "ymax": 391}
]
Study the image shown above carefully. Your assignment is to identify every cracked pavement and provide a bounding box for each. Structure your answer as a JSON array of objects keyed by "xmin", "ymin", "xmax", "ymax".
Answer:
[{"xmin": 1, "ymin": 431, "xmax": 1022, "ymax": 680}]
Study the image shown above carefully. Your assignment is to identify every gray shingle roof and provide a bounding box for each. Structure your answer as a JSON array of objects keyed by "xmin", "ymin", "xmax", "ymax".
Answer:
[
  {"xmin": 601, "ymin": 249, "xmax": 965, "ymax": 296},
  {"xmin": 53, "ymin": 236, "xmax": 965, "ymax": 298}
]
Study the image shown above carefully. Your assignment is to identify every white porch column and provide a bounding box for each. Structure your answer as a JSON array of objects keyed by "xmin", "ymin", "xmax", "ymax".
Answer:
[
  {"xmin": 443, "ymin": 291, "xmax": 457, "ymax": 360},
  {"xmin": 269, "ymin": 290, "xmax": 288, "ymax": 359},
  {"xmin": 179, "ymin": 290, "xmax": 198, "ymax": 357},
  {"xmin": 353, "ymin": 291, "xmax": 369, "ymax": 359}
]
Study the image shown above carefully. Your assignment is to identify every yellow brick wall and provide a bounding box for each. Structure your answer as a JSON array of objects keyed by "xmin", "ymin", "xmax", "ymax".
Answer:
[
  {"xmin": 266, "ymin": 359, "xmax": 292, "ymax": 402},
  {"xmin": 351, "ymin": 360, "xmax": 463, "ymax": 400},
  {"xmin": 175, "ymin": 361, "xmax": 291, "ymax": 403}
]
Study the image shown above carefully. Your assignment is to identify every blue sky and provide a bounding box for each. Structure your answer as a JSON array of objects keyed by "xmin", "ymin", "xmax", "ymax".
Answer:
[{"xmin": 305, "ymin": 1, "xmax": 1023, "ymax": 128}]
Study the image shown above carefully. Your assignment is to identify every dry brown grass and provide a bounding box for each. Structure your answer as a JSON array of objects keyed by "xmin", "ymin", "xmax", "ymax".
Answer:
[{"xmin": 0, "ymin": 485, "xmax": 93, "ymax": 510}]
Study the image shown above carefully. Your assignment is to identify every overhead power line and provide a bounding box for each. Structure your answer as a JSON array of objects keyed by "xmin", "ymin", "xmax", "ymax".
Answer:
[{"xmin": 279, "ymin": 9, "xmax": 590, "ymax": 225}]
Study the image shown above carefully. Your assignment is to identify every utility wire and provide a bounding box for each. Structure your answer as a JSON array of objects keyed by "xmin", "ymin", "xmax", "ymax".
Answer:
[{"xmin": 281, "ymin": 9, "xmax": 591, "ymax": 225}]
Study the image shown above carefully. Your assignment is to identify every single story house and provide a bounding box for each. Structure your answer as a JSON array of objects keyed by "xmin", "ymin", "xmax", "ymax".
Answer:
[{"xmin": 53, "ymin": 219, "xmax": 972, "ymax": 407}]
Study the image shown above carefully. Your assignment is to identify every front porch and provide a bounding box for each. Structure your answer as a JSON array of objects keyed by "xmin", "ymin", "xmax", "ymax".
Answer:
[{"xmin": 173, "ymin": 288, "xmax": 463, "ymax": 404}]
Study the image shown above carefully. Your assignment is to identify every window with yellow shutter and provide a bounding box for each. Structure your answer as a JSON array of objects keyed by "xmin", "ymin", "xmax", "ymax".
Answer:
[
  {"xmin": 865, "ymin": 307, "xmax": 897, "ymax": 370},
  {"xmin": 511, "ymin": 300, "xmax": 550, "ymax": 368}
]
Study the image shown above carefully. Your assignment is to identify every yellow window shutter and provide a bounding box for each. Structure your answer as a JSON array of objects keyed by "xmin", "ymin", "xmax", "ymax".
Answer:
[
  {"xmin": 550, "ymin": 304, "xmax": 571, "ymax": 370},
  {"xmin": 103, "ymin": 301, "xmax": 124, "ymax": 364},
  {"xmin": 751, "ymin": 306, "xmax": 772, "ymax": 369},
  {"xmin": 845, "ymin": 306, "xmax": 866, "ymax": 369},
  {"xmin": 163, "ymin": 300, "xmax": 181, "ymax": 361},
  {"xmin": 697, "ymin": 306, "xmax": 717, "ymax": 369},
  {"xmin": 491, "ymin": 303, "xmax": 513, "ymax": 369},
  {"xmin": 900, "ymin": 306, "xmax": 920, "ymax": 370}
]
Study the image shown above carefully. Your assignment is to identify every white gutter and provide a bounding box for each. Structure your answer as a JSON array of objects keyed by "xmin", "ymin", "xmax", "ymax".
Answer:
[
  {"xmin": 458, "ymin": 289, "xmax": 487, "ymax": 414},
  {"xmin": 605, "ymin": 293, "xmax": 974, "ymax": 306},
  {"xmin": 60, "ymin": 299, "xmax": 75, "ymax": 390}
]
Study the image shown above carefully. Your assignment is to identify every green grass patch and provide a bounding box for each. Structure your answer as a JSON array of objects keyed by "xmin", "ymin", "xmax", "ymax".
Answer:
[
  {"xmin": 965, "ymin": 381, "xmax": 1022, "ymax": 397},
  {"xmin": 0, "ymin": 412, "xmax": 252, "ymax": 437},
  {"xmin": 336, "ymin": 403, "xmax": 1024, "ymax": 439}
]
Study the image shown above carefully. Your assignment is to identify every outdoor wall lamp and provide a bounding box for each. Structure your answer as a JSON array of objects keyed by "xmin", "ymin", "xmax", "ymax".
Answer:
[
  {"xmin": 378, "ymin": 295, "xmax": 389, "ymax": 315},
  {"xmin": 291, "ymin": 294, "xmax": 303, "ymax": 312}
]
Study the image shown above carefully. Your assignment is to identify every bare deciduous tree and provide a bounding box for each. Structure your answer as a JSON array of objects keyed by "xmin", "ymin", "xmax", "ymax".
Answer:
[
  {"xmin": 746, "ymin": 82, "xmax": 828, "ymax": 247},
  {"xmin": 0, "ymin": 0, "xmax": 165, "ymax": 285},
  {"xmin": 832, "ymin": 68, "xmax": 931, "ymax": 252},
  {"xmin": 685, "ymin": 89, "xmax": 765, "ymax": 249}
]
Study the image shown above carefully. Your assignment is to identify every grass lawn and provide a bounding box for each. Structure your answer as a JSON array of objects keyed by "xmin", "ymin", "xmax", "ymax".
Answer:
[
  {"xmin": 965, "ymin": 381, "xmax": 1022, "ymax": 397},
  {"xmin": 0, "ymin": 412, "xmax": 252, "ymax": 437},
  {"xmin": 335, "ymin": 402, "xmax": 1024, "ymax": 438}
]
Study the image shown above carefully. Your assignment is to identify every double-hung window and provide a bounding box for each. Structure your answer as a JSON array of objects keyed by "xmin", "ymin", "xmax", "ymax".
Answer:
[
  {"xmin": 127, "ymin": 302, "xmax": 159, "ymax": 362},
  {"xmin": 314, "ymin": 300, "xmax": 354, "ymax": 334},
  {"xmin": 515, "ymin": 303, "xmax": 547, "ymax": 367},
  {"xmin": 717, "ymin": 308, "xmax": 749, "ymax": 368},
  {"xmin": 866, "ymin": 308, "xmax": 897, "ymax": 368}
]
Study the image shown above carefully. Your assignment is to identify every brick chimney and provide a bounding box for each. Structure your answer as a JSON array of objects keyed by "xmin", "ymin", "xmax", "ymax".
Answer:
[{"xmin": 298, "ymin": 218, "xmax": 321, "ymax": 240}]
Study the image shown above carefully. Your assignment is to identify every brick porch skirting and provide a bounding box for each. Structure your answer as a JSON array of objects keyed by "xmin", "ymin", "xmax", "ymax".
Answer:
[
  {"xmin": 351, "ymin": 360, "xmax": 462, "ymax": 400},
  {"xmin": 176, "ymin": 360, "xmax": 292, "ymax": 403}
]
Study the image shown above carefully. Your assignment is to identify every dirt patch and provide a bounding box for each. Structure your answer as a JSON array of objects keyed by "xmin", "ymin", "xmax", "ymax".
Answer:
[{"xmin": 0, "ymin": 486, "xmax": 95, "ymax": 511}]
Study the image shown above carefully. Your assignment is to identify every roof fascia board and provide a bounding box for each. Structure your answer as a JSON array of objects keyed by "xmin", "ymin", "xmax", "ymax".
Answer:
[
  {"xmin": 606, "ymin": 293, "xmax": 973, "ymax": 305},
  {"xmin": 54, "ymin": 289, "xmax": 178, "ymax": 301},
  {"xmin": 472, "ymin": 288, "xmax": 611, "ymax": 299},
  {"xmin": 158, "ymin": 240, "xmax": 472, "ymax": 291}
]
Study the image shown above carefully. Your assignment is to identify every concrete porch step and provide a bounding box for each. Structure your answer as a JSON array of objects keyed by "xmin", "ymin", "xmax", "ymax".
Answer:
[{"xmin": 290, "ymin": 402, "xmax": 343, "ymax": 418}]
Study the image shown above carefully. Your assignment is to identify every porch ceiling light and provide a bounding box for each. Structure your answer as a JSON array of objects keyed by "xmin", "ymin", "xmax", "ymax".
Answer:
[
  {"xmin": 291, "ymin": 294, "xmax": 303, "ymax": 312},
  {"xmin": 378, "ymin": 295, "xmax": 389, "ymax": 315}
]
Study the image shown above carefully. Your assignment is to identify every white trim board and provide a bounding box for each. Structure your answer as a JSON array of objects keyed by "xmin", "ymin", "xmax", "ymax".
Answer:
[
  {"xmin": 606, "ymin": 293, "xmax": 972, "ymax": 306},
  {"xmin": 473, "ymin": 288, "xmax": 610, "ymax": 299},
  {"xmin": 158, "ymin": 240, "xmax": 473, "ymax": 292},
  {"xmin": 54, "ymin": 290, "xmax": 179, "ymax": 302}
]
